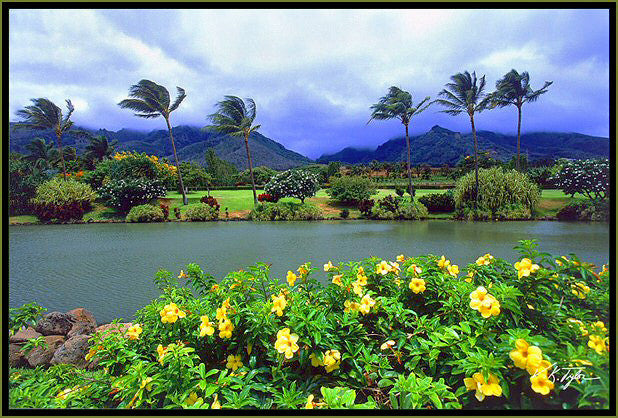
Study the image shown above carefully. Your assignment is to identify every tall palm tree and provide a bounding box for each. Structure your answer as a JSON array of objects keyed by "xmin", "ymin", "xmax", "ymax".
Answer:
[
  {"xmin": 15, "ymin": 98, "xmax": 76, "ymax": 179},
  {"xmin": 491, "ymin": 69, "xmax": 552, "ymax": 170},
  {"xmin": 207, "ymin": 96, "xmax": 261, "ymax": 206},
  {"xmin": 434, "ymin": 71, "xmax": 491, "ymax": 209},
  {"xmin": 368, "ymin": 86, "xmax": 431, "ymax": 202},
  {"xmin": 24, "ymin": 138, "xmax": 57, "ymax": 170},
  {"xmin": 118, "ymin": 79, "xmax": 189, "ymax": 205},
  {"xmin": 85, "ymin": 135, "xmax": 118, "ymax": 164}
]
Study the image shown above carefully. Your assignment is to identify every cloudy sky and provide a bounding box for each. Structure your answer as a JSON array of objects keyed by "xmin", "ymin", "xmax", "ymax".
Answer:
[{"xmin": 8, "ymin": 8, "xmax": 610, "ymax": 158}]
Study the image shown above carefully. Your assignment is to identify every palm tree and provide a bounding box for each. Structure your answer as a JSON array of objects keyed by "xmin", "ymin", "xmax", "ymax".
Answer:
[
  {"xmin": 118, "ymin": 79, "xmax": 189, "ymax": 205},
  {"xmin": 434, "ymin": 71, "xmax": 491, "ymax": 209},
  {"xmin": 24, "ymin": 138, "xmax": 57, "ymax": 170},
  {"xmin": 491, "ymin": 70, "xmax": 552, "ymax": 170},
  {"xmin": 85, "ymin": 135, "xmax": 118, "ymax": 165},
  {"xmin": 368, "ymin": 86, "xmax": 431, "ymax": 202},
  {"xmin": 15, "ymin": 98, "xmax": 76, "ymax": 179},
  {"xmin": 207, "ymin": 96, "xmax": 261, "ymax": 206}
]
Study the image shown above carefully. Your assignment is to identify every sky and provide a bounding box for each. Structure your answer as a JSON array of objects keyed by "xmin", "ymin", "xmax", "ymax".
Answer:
[{"xmin": 8, "ymin": 9, "xmax": 611, "ymax": 159}]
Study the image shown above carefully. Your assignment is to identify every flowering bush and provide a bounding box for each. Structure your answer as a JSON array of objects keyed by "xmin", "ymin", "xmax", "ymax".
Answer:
[
  {"xmin": 200, "ymin": 196, "xmax": 220, "ymax": 211},
  {"xmin": 30, "ymin": 178, "xmax": 96, "ymax": 222},
  {"xmin": 184, "ymin": 204, "xmax": 219, "ymax": 221},
  {"xmin": 257, "ymin": 193, "xmax": 277, "ymax": 203},
  {"xmin": 552, "ymin": 159, "xmax": 609, "ymax": 201},
  {"xmin": 125, "ymin": 204, "xmax": 165, "ymax": 223},
  {"xmin": 264, "ymin": 170, "xmax": 319, "ymax": 203},
  {"xmin": 249, "ymin": 202, "xmax": 323, "ymax": 221},
  {"xmin": 8, "ymin": 241, "xmax": 610, "ymax": 410},
  {"xmin": 98, "ymin": 179, "xmax": 167, "ymax": 212},
  {"xmin": 86, "ymin": 152, "xmax": 176, "ymax": 190}
]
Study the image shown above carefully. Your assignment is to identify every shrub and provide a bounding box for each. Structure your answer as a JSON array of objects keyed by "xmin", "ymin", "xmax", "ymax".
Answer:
[
  {"xmin": 98, "ymin": 179, "xmax": 167, "ymax": 212},
  {"xmin": 30, "ymin": 178, "xmax": 96, "ymax": 222},
  {"xmin": 453, "ymin": 167, "xmax": 540, "ymax": 219},
  {"xmin": 174, "ymin": 207, "xmax": 181, "ymax": 219},
  {"xmin": 200, "ymin": 196, "xmax": 220, "ymax": 210},
  {"xmin": 369, "ymin": 195, "xmax": 428, "ymax": 220},
  {"xmin": 264, "ymin": 170, "xmax": 320, "ymax": 203},
  {"xmin": 8, "ymin": 157, "xmax": 51, "ymax": 215},
  {"xmin": 327, "ymin": 176, "xmax": 377, "ymax": 205},
  {"xmin": 552, "ymin": 159, "xmax": 609, "ymax": 201},
  {"xmin": 159, "ymin": 204, "xmax": 170, "ymax": 220},
  {"xmin": 340, "ymin": 208, "xmax": 350, "ymax": 219},
  {"xmin": 556, "ymin": 201, "xmax": 609, "ymax": 222},
  {"xmin": 418, "ymin": 191, "xmax": 456, "ymax": 213},
  {"xmin": 249, "ymin": 202, "xmax": 323, "ymax": 221},
  {"xmin": 526, "ymin": 166, "xmax": 555, "ymax": 189},
  {"xmin": 126, "ymin": 204, "xmax": 165, "ymax": 223},
  {"xmin": 258, "ymin": 193, "xmax": 277, "ymax": 203},
  {"xmin": 184, "ymin": 204, "xmax": 219, "ymax": 221},
  {"xmin": 357, "ymin": 199, "xmax": 375, "ymax": 217},
  {"xmin": 87, "ymin": 152, "xmax": 176, "ymax": 190}
]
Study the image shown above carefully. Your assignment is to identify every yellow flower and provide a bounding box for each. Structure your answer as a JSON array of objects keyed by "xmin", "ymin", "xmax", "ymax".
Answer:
[
  {"xmin": 178, "ymin": 270, "xmax": 188, "ymax": 279},
  {"xmin": 344, "ymin": 300, "xmax": 360, "ymax": 313},
  {"xmin": 216, "ymin": 306, "xmax": 227, "ymax": 321},
  {"xmin": 409, "ymin": 278, "xmax": 426, "ymax": 294},
  {"xmin": 332, "ymin": 274, "xmax": 343, "ymax": 287},
  {"xmin": 286, "ymin": 271, "xmax": 297, "ymax": 287},
  {"xmin": 572, "ymin": 359, "xmax": 593, "ymax": 366},
  {"xmin": 156, "ymin": 344, "xmax": 168, "ymax": 364},
  {"xmin": 588, "ymin": 335, "xmax": 607, "ymax": 354},
  {"xmin": 309, "ymin": 352, "xmax": 324, "ymax": 367},
  {"xmin": 359, "ymin": 294, "xmax": 376, "ymax": 315},
  {"xmin": 567, "ymin": 318, "xmax": 589, "ymax": 336},
  {"xmin": 211, "ymin": 284, "xmax": 219, "ymax": 292},
  {"xmin": 530, "ymin": 372, "xmax": 554, "ymax": 395},
  {"xmin": 389, "ymin": 262, "xmax": 401, "ymax": 275},
  {"xmin": 56, "ymin": 388, "xmax": 73, "ymax": 400},
  {"xmin": 199, "ymin": 315, "xmax": 215, "ymax": 337},
  {"xmin": 218, "ymin": 319, "xmax": 234, "ymax": 339},
  {"xmin": 274, "ymin": 328, "xmax": 299, "ymax": 359},
  {"xmin": 437, "ymin": 255, "xmax": 450, "ymax": 269},
  {"xmin": 447, "ymin": 264, "xmax": 460, "ymax": 277},
  {"xmin": 465, "ymin": 271, "xmax": 474, "ymax": 283},
  {"xmin": 160, "ymin": 302, "xmax": 186, "ymax": 324},
  {"xmin": 126, "ymin": 324, "xmax": 143, "ymax": 340},
  {"xmin": 527, "ymin": 359, "xmax": 552, "ymax": 376},
  {"xmin": 476, "ymin": 254, "xmax": 494, "ymax": 266},
  {"xmin": 323, "ymin": 349, "xmax": 341, "ymax": 373},
  {"xmin": 185, "ymin": 392, "xmax": 203, "ymax": 406},
  {"xmin": 356, "ymin": 274, "xmax": 368, "ymax": 286},
  {"xmin": 140, "ymin": 377, "xmax": 153, "ymax": 391},
  {"xmin": 469, "ymin": 287, "xmax": 500, "ymax": 318},
  {"xmin": 305, "ymin": 394, "xmax": 315, "ymax": 409},
  {"xmin": 376, "ymin": 260, "xmax": 391, "ymax": 275},
  {"xmin": 352, "ymin": 281, "xmax": 364, "ymax": 297},
  {"xmin": 463, "ymin": 372, "xmax": 502, "ymax": 402},
  {"xmin": 298, "ymin": 264, "xmax": 309, "ymax": 276},
  {"xmin": 380, "ymin": 340, "xmax": 395, "ymax": 350},
  {"xmin": 323, "ymin": 261, "xmax": 335, "ymax": 272},
  {"xmin": 397, "ymin": 254, "xmax": 405, "ymax": 262},
  {"xmin": 514, "ymin": 258, "xmax": 540, "ymax": 279},
  {"xmin": 555, "ymin": 258, "xmax": 563, "ymax": 266},
  {"xmin": 509, "ymin": 339, "xmax": 543, "ymax": 370},
  {"xmin": 226, "ymin": 354, "xmax": 243, "ymax": 371},
  {"xmin": 357, "ymin": 266, "xmax": 365, "ymax": 276},
  {"xmin": 407, "ymin": 264, "xmax": 422, "ymax": 276},
  {"xmin": 271, "ymin": 294, "xmax": 287, "ymax": 317},
  {"xmin": 571, "ymin": 282, "xmax": 590, "ymax": 299},
  {"xmin": 211, "ymin": 394, "xmax": 221, "ymax": 409},
  {"xmin": 593, "ymin": 321, "xmax": 607, "ymax": 333}
]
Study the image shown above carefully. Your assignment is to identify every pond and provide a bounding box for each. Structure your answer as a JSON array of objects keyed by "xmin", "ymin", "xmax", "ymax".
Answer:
[{"xmin": 9, "ymin": 220, "xmax": 610, "ymax": 324}]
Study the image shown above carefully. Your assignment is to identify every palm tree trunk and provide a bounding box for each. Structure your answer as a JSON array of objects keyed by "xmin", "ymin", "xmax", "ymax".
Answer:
[
  {"xmin": 165, "ymin": 118, "xmax": 188, "ymax": 205},
  {"xmin": 516, "ymin": 105, "xmax": 522, "ymax": 171},
  {"xmin": 470, "ymin": 115, "xmax": 479, "ymax": 210},
  {"xmin": 244, "ymin": 132, "xmax": 258, "ymax": 206},
  {"xmin": 56, "ymin": 131, "xmax": 67, "ymax": 180},
  {"xmin": 405, "ymin": 123, "xmax": 414, "ymax": 202}
]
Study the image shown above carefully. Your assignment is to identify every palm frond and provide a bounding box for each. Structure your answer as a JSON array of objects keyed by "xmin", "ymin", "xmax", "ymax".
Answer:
[{"xmin": 169, "ymin": 86, "xmax": 186, "ymax": 113}]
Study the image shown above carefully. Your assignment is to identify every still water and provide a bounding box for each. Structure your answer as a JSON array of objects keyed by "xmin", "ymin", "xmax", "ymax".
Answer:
[{"xmin": 9, "ymin": 220, "xmax": 610, "ymax": 323}]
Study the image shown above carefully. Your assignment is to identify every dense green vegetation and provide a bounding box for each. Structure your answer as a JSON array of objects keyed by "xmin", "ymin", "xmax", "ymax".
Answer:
[{"xmin": 9, "ymin": 241, "xmax": 610, "ymax": 409}]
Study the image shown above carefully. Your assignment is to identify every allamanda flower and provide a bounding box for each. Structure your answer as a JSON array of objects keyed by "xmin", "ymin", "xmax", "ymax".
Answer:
[
  {"xmin": 409, "ymin": 277, "xmax": 426, "ymax": 294},
  {"xmin": 126, "ymin": 324, "xmax": 142, "ymax": 340},
  {"xmin": 140, "ymin": 377, "xmax": 153, "ymax": 391},
  {"xmin": 588, "ymin": 335, "xmax": 607, "ymax": 354},
  {"xmin": 309, "ymin": 352, "xmax": 324, "ymax": 367},
  {"xmin": 437, "ymin": 255, "xmax": 450, "ymax": 269},
  {"xmin": 447, "ymin": 264, "xmax": 460, "ymax": 277},
  {"xmin": 332, "ymin": 274, "xmax": 343, "ymax": 287},
  {"xmin": 271, "ymin": 294, "xmax": 287, "ymax": 317},
  {"xmin": 509, "ymin": 339, "xmax": 543, "ymax": 371},
  {"xmin": 407, "ymin": 264, "xmax": 422, "ymax": 277},
  {"xmin": 286, "ymin": 271, "xmax": 297, "ymax": 287},
  {"xmin": 514, "ymin": 258, "xmax": 540, "ymax": 279},
  {"xmin": 530, "ymin": 372, "xmax": 554, "ymax": 395},
  {"xmin": 274, "ymin": 328, "xmax": 300, "ymax": 359},
  {"xmin": 324, "ymin": 261, "xmax": 335, "ymax": 272},
  {"xmin": 463, "ymin": 372, "xmax": 502, "ymax": 402},
  {"xmin": 469, "ymin": 287, "xmax": 500, "ymax": 318},
  {"xmin": 344, "ymin": 300, "xmax": 360, "ymax": 313},
  {"xmin": 218, "ymin": 319, "xmax": 234, "ymax": 339},
  {"xmin": 160, "ymin": 303, "xmax": 186, "ymax": 324},
  {"xmin": 571, "ymin": 282, "xmax": 590, "ymax": 299},
  {"xmin": 185, "ymin": 392, "xmax": 203, "ymax": 406},
  {"xmin": 226, "ymin": 354, "xmax": 243, "ymax": 371},
  {"xmin": 359, "ymin": 294, "xmax": 376, "ymax": 315},
  {"xmin": 397, "ymin": 254, "xmax": 406, "ymax": 262},
  {"xmin": 199, "ymin": 315, "xmax": 215, "ymax": 337},
  {"xmin": 298, "ymin": 264, "xmax": 309, "ymax": 276},
  {"xmin": 376, "ymin": 260, "xmax": 391, "ymax": 275},
  {"xmin": 323, "ymin": 349, "xmax": 341, "ymax": 373}
]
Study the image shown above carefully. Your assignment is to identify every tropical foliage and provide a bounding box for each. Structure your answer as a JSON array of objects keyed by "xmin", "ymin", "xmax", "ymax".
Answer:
[
  {"xmin": 126, "ymin": 204, "xmax": 166, "ymax": 223},
  {"xmin": 264, "ymin": 170, "xmax": 320, "ymax": 203},
  {"xmin": 98, "ymin": 179, "xmax": 167, "ymax": 212},
  {"xmin": 327, "ymin": 176, "xmax": 377, "ymax": 205},
  {"xmin": 30, "ymin": 178, "xmax": 96, "ymax": 221},
  {"xmin": 552, "ymin": 159, "xmax": 609, "ymax": 201}
]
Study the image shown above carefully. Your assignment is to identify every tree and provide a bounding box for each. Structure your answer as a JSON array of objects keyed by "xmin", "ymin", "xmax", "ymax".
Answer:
[
  {"xmin": 25, "ymin": 138, "xmax": 57, "ymax": 170},
  {"xmin": 204, "ymin": 148, "xmax": 238, "ymax": 186},
  {"xmin": 207, "ymin": 96, "xmax": 261, "ymax": 205},
  {"xmin": 264, "ymin": 170, "xmax": 319, "ymax": 203},
  {"xmin": 368, "ymin": 86, "xmax": 431, "ymax": 202},
  {"xmin": 434, "ymin": 71, "xmax": 491, "ymax": 209},
  {"xmin": 118, "ymin": 79, "xmax": 189, "ymax": 205},
  {"xmin": 85, "ymin": 135, "xmax": 118, "ymax": 166},
  {"xmin": 491, "ymin": 70, "xmax": 552, "ymax": 170},
  {"xmin": 14, "ymin": 98, "xmax": 77, "ymax": 179}
]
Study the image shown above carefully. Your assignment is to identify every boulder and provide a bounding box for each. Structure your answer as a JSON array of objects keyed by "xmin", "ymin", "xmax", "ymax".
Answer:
[
  {"xmin": 9, "ymin": 327, "xmax": 42, "ymax": 344},
  {"xmin": 35, "ymin": 312, "xmax": 75, "ymax": 336},
  {"xmin": 26, "ymin": 336, "xmax": 65, "ymax": 368},
  {"xmin": 67, "ymin": 308, "xmax": 97, "ymax": 327},
  {"xmin": 51, "ymin": 335, "xmax": 91, "ymax": 368},
  {"xmin": 9, "ymin": 344, "xmax": 28, "ymax": 368},
  {"xmin": 67, "ymin": 322, "xmax": 96, "ymax": 339}
]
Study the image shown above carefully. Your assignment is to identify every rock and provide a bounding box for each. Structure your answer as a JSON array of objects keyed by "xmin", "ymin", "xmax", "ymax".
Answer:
[
  {"xmin": 9, "ymin": 344, "xmax": 28, "ymax": 368},
  {"xmin": 67, "ymin": 322, "xmax": 96, "ymax": 339},
  {"xmin": 26, "ymin": 336, "xmax": 65, "ymax": 368},
  {"xmin": 51, "ymin": 335, "xmax": 91, "ymax": 369},
  {"xmin": 35, "ymin": 312, "xmax": 75, "ymax": 336},
  {"xmin": 67, "ymin": 308, "xmax": 97, "ymax": 327},
  {"xmin": 9, "ymin": 327, "xmax": 42, "ymax": 344},
  {"xmin": 94, "ymin": 323, "xmax": 133, "ymax": 338}
]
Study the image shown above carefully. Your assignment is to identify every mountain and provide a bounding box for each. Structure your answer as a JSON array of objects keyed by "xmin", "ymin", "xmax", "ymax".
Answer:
[
  {"xmin": 8, "ymin": 124, "xmax": 312, "ymax": 170},
  {"xmin": 317, "ymin": 125, "xmax": 610, "ymax": 165}
]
